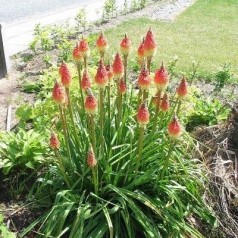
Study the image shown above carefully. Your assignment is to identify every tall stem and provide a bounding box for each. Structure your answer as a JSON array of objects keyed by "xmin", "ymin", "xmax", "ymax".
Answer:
[
  {"xmin": 55, "ymin": 150, "xmax": 71, "ymax": 188},
  {"xmin": 59, "ymin": 106, "xmax": 71, "ymax": 160},
  {"xmin": 76, "ymin": 62, "xmax": 84, "ymax": 111},
  {"xmin": 147, "ymin": 56, "xmax": 152, "ymax": 73},
  {"xmin": 89, "ymin": 115, "xmax": 96, "ymax": 154},
  {"xmin": 65, "ymin": 88, "xmax": 80, "ymax": 146},
  {"xmin": 152, "ymin": 91, "xmax": 161, "ymax": 132},
  {"xmin": 99, "ymin": 88, "xmax": 104, "ymax": 149},
  {"xmin": 135, "ymin": 126, "xmax": 145, "ymax": 173},
  {"xmin": 92, "ymin": 166, "xmax": 98, "ymax": 195},
  {"xmin": 137, "ymin": 89, "xmax": 142, "ymax": 109},
  {"xmin": 161, "ymin": 141, "xmax": 174, "ymax": 179},
  {"xmin": 108, "ymin": 82, "xmax": 111, "ymax": 141}
]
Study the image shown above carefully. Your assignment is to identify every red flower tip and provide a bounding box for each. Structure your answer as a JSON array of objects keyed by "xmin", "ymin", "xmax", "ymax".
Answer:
[
  {"xmin": 137, "ymin": 68, "xmax": 151, "ymax": 91},
  {"xmin": 106, "ymin": 64, "xmax": 114, "ymax": 80},
  {"xmin": 96, "ymin": 32, "xmax": 108, "ymax": 54},
  {"xmin": 72, "ymin": 46, "xmax": 82, "ymax": 62},
  {"xmin": 59, "ymin": 63, "xmax": 72, "ymax": 88},
  {"xmin": 120, "ymin": 34, "xmax": 132, "ymax": 56},
  {"xmin": 176, "ymin": 76, "xmax": 188, "ymax": 98},
  {"xmin": 168, "ymin": 116, "xmax": 182, "ymax": 139},
  {"xmin": 154, "ymin": 63, "xmax": 169, "ymax": 91},
  {"xmin": 52, "ymin": 81, "xmax": 67, "ymax": 104},
  {"xmin": 78, "ymin": 37, "xmax": 90, "ymax": 58},
  {"xmin": 137, "ymin": 38, "xmax": 145, "ymax": 65},
  {"xmin": 95, "ymin": 59, "xmax": 108, "ymax": 88},
  {"xmin": 144, "ymin": 28, "xmax": 157, "ymax": 57},
  {"xmin": 50, "ymin": 132, "xmax": 60, "ymax": 150},
  {"xmin": 81, "ymin": 69, "xmax": 92, "ymax": 91},
  {"xmin": 85, "ymin": 92, "xmax": 97, "ymax": 115},
  {"xmin": 112, "ymin": 53, "xmax": 124, "ymax": 79},
  {"xmin": 119, "ymin": 78, "xmax": 126, "ymax": 94},
  {"xmin": 87, "ymin": 147, "xmax": 97, "ymax": 168},
  {"xmin": 137, "ymin": 103, "xmax": 150, "ymax": 127},
  {"xmin": 160, "ymin": 93, "xmax": 170, "ymax": 112}
]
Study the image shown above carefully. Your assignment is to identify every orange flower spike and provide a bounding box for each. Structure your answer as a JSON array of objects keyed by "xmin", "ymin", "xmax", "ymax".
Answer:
[
  {"xmin": 96, "ymin": 32, "xmax": 108, "ymax": 55},
  {"xmin": 160, "ymin": 93, "xmax": 170, "ymax": 112},
  {"xmin": 49, "ymin": 132, "xmax": 60, "ymax": 150},
  {"xmin": 72, "ymin": 45, "xmax": 82, "ymax": 62},
  {"xmin": 137, "ymin": 68, "xmax": 151, "ymax": 91},
  {"xmin": 168, "ymin": 116, "xmax": 182, "ymax": 139},
  {"xmin": 52, "ymin": 81, "xmax": 67, "ymax": 104},
  {"xmin": 119, "ymin": 78, "xmax": 126, "ymax": 94},
  {"xmin": 112, "ymin": 53, "xmax": 124, "ymax": 79},
  {"xmin": 177, "ymin": 76, "xmax": 188, "ymax": 98},
  {"xmin": 81, "ymin": 69, "xmax": 92, "ymax": 91},
  {"xmin": 137, "ymin": 103, "xmax": 150, "ymax": 127},
  {"xmin": 95, "ymin": 59, "xmax": 108, "ymax": 88},
  {"xmin": 85, "ymin": 91, "xmax": 97, "ymax": 115},
  {"xmin": 78, "ymin": 37, "xmax": 90, "ymax": 58},
  {"xmin": 87, "ymin": 147, "xmax": 97, "ymax": 168},
  {"xmin": 106, "ymin": 64, "xmax": 114, "ymax": 81},
  {"xmin": 144, "ymin": 28, "xmax": 157, "ymax": 57},
  {"xmin": 137, "ymin": 38, "xmax": 145, "ymax": 65},
  {"xmin": 59, "ymin": 63, "xmax": 72, "ymax": 88},
  {"xmin": 154, "ymin": 62, "xmax": 169, "ymax": 91},
  {"xmin": 120, "ymin": 34, "xmax": 132, "ymax": 56}
]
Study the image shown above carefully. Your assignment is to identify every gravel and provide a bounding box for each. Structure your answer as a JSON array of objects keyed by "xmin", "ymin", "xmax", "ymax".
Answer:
[{"xmin": 151, "ymin": 0, "xmax": 196, "ymax": 21}]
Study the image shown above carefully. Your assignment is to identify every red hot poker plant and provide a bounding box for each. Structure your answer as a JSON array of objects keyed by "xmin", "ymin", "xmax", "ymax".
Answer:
[
  {"xmin": 50, "ymin": 132, "xmax": 60, "ymax": 150},
  {"xmin": 168, "ymin": 116, "xmax": 182, "ymax": 139},
  {"xmin": 120, "ymin": 34, "xmax": 132, "ymax": 57},
  {"xmin": 81, "ymin": 69, "xmax": 92, "ymax": 91},
  {"xmin": 59, "ymin": 63, "xmax": 72, "ymax": 88},
  {"xmin": 96, "ymin": 32, "xmax": 108, "ymax": 57},
  {"xmin": 154, "ymin": 62, "xmax": 169, "ymax": 91},
  {"xmin": 177, "ymin": 76, "xmax": 188, "ymax": 99},
  {"xmin": 112, "ymin": 53, "xmax": 124, "ymax": 80},
  {"xmin": 52, "ymin": 81, "xmax": 67, "ymax": 105},
  {"xmin": 137, "ymin": 38, "xmax": 145, "ymax": 66}
]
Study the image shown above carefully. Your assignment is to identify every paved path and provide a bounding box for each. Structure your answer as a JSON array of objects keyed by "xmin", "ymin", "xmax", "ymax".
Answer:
[{"xmin": 1, "ymin": 0, "xmax": 105, "ymax": 56}]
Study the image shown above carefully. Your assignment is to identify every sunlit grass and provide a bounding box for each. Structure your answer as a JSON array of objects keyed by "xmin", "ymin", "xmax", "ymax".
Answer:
[{"xmin": 103, "ymin": 0, "xmax": 238, "ymax": 77}]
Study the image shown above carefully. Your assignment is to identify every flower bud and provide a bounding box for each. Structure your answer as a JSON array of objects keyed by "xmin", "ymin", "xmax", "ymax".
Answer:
[
  {"xmin": 96, "ymin": 32, "xmax": 108, "ymax": 55},
  {"xmin": 85, "ymin": 91, "xmax": 97, "ymax": 115},
  {"xmin": 144, "ymin": 28, "xmax": 157, "ymax": 57},
  {"xmin": 50, "ymin": 132, "xmax": 60, "ymax": 150},
  {"xmin": 168, "ymin": 116, "xmax": 182, "ymax": 139},
  {"xmin": 137, "ymin": 38, "xmax": 145, "ymax": 65},
  {"xmin": 137, "ymin": 103, "xmax": 150, "ymax": 127},
  {"xmin": 137, "ymin": 68, "xmax": 151, "ymax": 91},
  {"xmin": 59, "ymin": 63, "xmax": 72, "ymax": 88},
  {"xmin": 106, "ymin": 64, "xmax": 114, "ymax": 80},
  {"xmin": 72, "ymin": 46, "xmax": 82, "ymax": 62},
  {"xmin": 112, "ymin": 53, "xmax": 124, "ymax": 79},
  {"xmin": 95, "ymin": 59, "xmax": 108, "ymax": 88},
  {"xmin": 87, "ymin": 147, "xmax": 97, "ymax": 168},
  {"xmin": 81, "ymin": 69, "xmax": 92, "ymax": 91},
  {"xmin": 154, "ymin": 62, "xmax": 169, "ymax": 91},
  {"xmin": 120, "ymin": 34, "xmax": 132, "ymax": 56},
  {"xmin": 119, "ymin": 78, "xmax": 126, "ymax": 94},
  {"xmin": 52, "ymin": 81, "xmax": 67, "ymax": 104},
  {"xmin": 176, "ymin": 76, "xmax": 188, "ymax": 98},
  {"xmin": 78, "ymin": 37, "xmax": 90, "ymax": 59},
  {"xmin": 160, "ymin": 93, "xmax": 170, "ymax": 112}
]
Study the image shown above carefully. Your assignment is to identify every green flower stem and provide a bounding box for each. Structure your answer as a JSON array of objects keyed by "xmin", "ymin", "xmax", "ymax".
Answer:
[
  {"xmin": 76, "ymin": 62, "xmax": 85, "ymax": 111},
  {"xmin": 152, "ymin": 91, "xmax": 161, "ymax": 132},
  {"xmin": 107, "ymin": 82, "xmax": 111, "ymax": 141},
  {"xmin": 59, "ymin": 106, "xmax": 71, "ymax": 160},
  {"xmin": 176, "ymin": 99, "xmax": 182, "ymax": 116},
  {"xmin": 65, "ymin": 88, "xmax": 80, "ymax": 146},
  {"xmin": 89, "ymin": 115, "xmax": 96, "ymax": 154},
  {"xmin": 99, "ymin": 88, "xmax": 104, "ymax": 150},
  {"xmin": 92, "ymin": 166, "xmax": 98, "ymax": 195},
  {"xmin": 137, "ymin": 89, "xmax": 142, "ymax": 109},
  {"xmin": 55, "ymin": 150, "xmax": 71, "ymax": 188},
  {"xmin": 135, "ymin": 126, "xmax": 145, "ymax": 173},
  {"xmin": 147, "ymin": 56, "xmax": 152, "ymax": 73},
  {"xmin": 142, "ymin": 90, "xmax": 148, "ymax": 101},
  {"xmin": 161, "ymin": 140, "xmax": 175, "ymax": 179},
  {"xmin": 84, "ymin": 57, "xmax": 88, "ymax": 69},
  {"xmin": 169, "ymin": 97, "xmax": 179, "ymax": 121},
  {"xmin": 123, "ymin": 54, "xmax": 128, "ymax": 85}
]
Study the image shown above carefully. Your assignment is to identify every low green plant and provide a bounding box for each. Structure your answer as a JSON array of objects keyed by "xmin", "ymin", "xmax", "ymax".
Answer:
[
  {"xmin": 102, "ymin": 0, "xmax": 117, "ymax": 21},
  {"xmin": 0, "ymin": 214, "xmax": 16, "ymax": 238},
  {"xmin": 185, "ymin": 91, "xmax": 230, "ymax": 131},
  {"xmin": 0, "ymin": 129, "xmax": 50, "ymax": 175},
  {"xmin": 75, "ymin": 9, "xmax": 88, "ymax": 33},
  {"xmin": 21, "ymin": 30, "xmax": 215, "ymax": 238}
]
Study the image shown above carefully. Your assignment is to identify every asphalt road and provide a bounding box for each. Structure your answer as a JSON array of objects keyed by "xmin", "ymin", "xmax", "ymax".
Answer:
[{"xmin": 0, "ymin": 0, "xmax": 98, "ymax": 24}]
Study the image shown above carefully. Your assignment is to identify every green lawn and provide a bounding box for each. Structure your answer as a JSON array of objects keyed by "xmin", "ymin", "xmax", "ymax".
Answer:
[{"xmin": 104, "ymin": 0, "xmax": 238, "ymax": 77}]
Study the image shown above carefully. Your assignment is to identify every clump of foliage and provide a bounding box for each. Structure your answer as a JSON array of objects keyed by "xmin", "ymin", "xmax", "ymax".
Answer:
[
  {"xmin": 21, "ymin": 29, "xmax": 215, "ymax": 238},
  {"xmin": 0, "ymin": 214, "xmax": 16, "ymax": 238}
]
